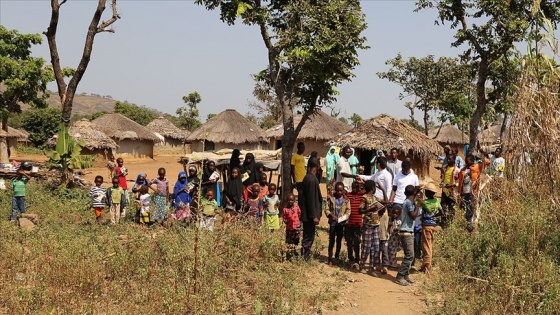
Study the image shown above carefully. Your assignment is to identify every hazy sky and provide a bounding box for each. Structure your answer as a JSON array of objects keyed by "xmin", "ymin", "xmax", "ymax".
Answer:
[{"xmin": 1, "ymin": 1, "xmax": 552, "ymax": 122}]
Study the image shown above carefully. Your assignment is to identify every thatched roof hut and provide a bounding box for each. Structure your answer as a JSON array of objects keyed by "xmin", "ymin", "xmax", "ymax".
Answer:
[
  {"xmin": 2, "ymin": 127, "xmax": 30, "ymax": 158},
  {"xmin": 187, "ymin": 109, "xmax": 266, "ymax": 151},
  {"xmin": 147, "ymin": 116, "xmax": 190, "ymax": 142},
  {"xmin": 265, "ymin": 110, "xmax": 352, "ymax": 154},
  {"xmin": 47, "ymin": 119, "xmax": 117, "ymax": 158},
  {"xmin": 478, "ymin": 125, "xmax": 503, "ymax": 145},
  {"xmin": 92, "ymin": 113, "xmax": 159, "ymax": 158},
  {"xmin": 428, "ymin": 124, "xmax": 468, "ymax": 145},
  {"xmin": 328, "ymin": 114, "xmax": 442, "ymax": 177},
  {"xmin": 7, "ymin": 127, "xmax": 28, "ymax": 142}
]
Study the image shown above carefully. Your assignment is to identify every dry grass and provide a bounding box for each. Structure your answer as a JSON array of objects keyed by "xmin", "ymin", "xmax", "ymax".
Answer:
[{"xmin": 0, "ymin": 183, "xmax": 335, "ymax": 314}]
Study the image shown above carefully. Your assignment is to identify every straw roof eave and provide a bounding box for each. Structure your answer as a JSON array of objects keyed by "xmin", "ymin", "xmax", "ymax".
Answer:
[
  {"xmin": 47, "ymin": 119, "xmax": 118, "ymax": 150},
  {"xmin": 265, "ymin": 111, "xmax": 352, "ymax": 141},
  {"xmin": 92, "ymin": 113, "xmax": 160, "ymax": 142},
  {"xmin": 428, "ymin": 124, "xmax": 469, "ymax": 145},
  {"xmin": 146, "ymin": 117, "xmax": 190, "ymax": 141},
  {"xmin": 187, "ymin": 109, "xmax": 266, "ymax": 144},
  {"xmin": 328, "ymin": 114, "xmax": 442, "ymax": 161}
]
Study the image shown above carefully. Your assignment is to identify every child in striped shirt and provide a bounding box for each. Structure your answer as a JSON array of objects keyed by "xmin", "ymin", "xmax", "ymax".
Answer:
[{"xmin": 90, "ymin": 175, "xmax": 107, "ymax": 224}]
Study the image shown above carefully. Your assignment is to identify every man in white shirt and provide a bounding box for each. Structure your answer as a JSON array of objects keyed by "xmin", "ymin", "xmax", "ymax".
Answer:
[
  {"xmin": 491, "ymin": 147, "xmax": 505, "ymax": 178},
  {"xmin": 336, "ymin": 146, "xmax": 354, "ymax": 192},
  {"xmin": 386, "ymin": 148, "xmax": 402, "ymax": 180},
  {"xmin": 389, "ymin": 160, "xmax": 420, "ymax": 208},
  {"xmin": 355, "ymin": 156, "xmax": 391, "ymax": 201}
]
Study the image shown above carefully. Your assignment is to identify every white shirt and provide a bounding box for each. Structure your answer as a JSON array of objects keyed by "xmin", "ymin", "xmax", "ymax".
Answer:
[
  {"xmin": 358, "ymin": 168, "xmax": 391, "ymax": 201},
  {"xmin": 491, "ymin": 156, "xmax": 505, "ymax": 177},
  {"xmin": 386, "ymin": 159, "xmax": 402, "ymax": 180},
  {"xmin": 392, "ymin": 171, "xmax": 419, "ymax": 204},
  {"xmin": 336, "ymin": 156, "xmax": 353, "ymax": 191}
]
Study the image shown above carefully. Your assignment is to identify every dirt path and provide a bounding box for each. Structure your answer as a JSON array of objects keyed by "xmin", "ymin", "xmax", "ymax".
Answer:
[{"xmin": 314, "ymin": 227, "xmax": 428, "ymax": 315}]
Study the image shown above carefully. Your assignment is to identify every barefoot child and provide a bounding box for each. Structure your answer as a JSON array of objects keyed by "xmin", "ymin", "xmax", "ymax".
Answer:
[
  {"xmin": 395, "ymin": 185, "xmax": 423, "ymax": 286},
  {"xmin": 106, "ymin": 177, "xmax": 125, "ymax": 224},
  {"xmin": 150, "ymin": 168, "xmax": 170, "ymax": 223},
  {"xmin": 244, "ymin": 183, "xmax": 263, "ymax": 223},
  {"xmin": 114, "ymin": 158, "xmax": 128, "ymax": 218},
  {"xmin": 139, "ymin": 185, "xmax": 152, "ymax": 224},
  {"xmin": 325, "ymin": 182, "xmax": 350, "ymax": 265},
  {"xmin": 359, "ymin": 180, "xmax": 386, "ymax": 275},
  {"xmin": 283, "ymin": 193, "xmax": 301, "ymax": 260},
  {"xmin": 388, "ymin": 206, "xmax": 402, "ymax": 269},
  {"xmin": 200, "ymin": 189, "xmax": 219, "ymax": 231},
  {"xmin": 90, "ymin": 175, "xmax": 107, "ymax": 223},
  {"xmin": 421, "ymin": 183, "xmax": 442, "ymax": 272},
  {"xmin": 345, "ymin": 181, "xmax": 363, "ymax": 270},
  {"xmin": 263, "ymin": 183, "xmax": 280, "ymax": 231}
]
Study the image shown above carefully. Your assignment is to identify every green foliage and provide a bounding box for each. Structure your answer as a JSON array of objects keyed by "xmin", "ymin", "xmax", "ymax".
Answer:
[
  {"xmin": 427, "ymin": 181, "xmax": 560, "ymax": 313},
  {"xmin": 0, "ymin": 182, "xmax": 335, "ymax": 314},
  {"xmin": 44, "ymin": 123, "xmax": 94, "ymax": 177},
  {"xmin": 0, "ymin": 25, "xmax": 53, "ymax": 124},
  {"xmin": 348, "ymin": 113, "xmax": 362, "ymax": 128},
  {"xmin": 114, "ymin": 101, "xmax": 158, "ymax": 126},
  {"xmin": 70, "ymin": 111, "xmax": 108, "ymax": 123},
  {"xmin": 206, "ymin": 113, "xmax": 216, "ymax": 121},
  {"xmin": 16, "ymin": 144, "xmax": 43, "ymax": 155},
  {"xmin": 21, "ymin": 107, "xmax": 62, "ymax": 148},
  {"xmin": 176, "ymin": 91, "xmax": 202, "ymax": 131},
  {"xmin": 377, "ymin": 54, "xmax": 473, "ymax": 132}
]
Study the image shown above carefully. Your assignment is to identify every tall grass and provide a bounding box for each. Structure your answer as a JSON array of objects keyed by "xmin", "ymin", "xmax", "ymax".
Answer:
[
  {"xmin": 0, "ymin": 183, "xmax": 335, "ymax": 314},
  {"xmin": 426, "ymin": 175, "xmax": 560, "ymax": 314}
]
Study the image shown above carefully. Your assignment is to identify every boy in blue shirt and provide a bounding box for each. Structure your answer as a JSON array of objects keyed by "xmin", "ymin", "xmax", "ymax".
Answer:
[{"xmin": 395, "ymin": 185, "xmax": 422, "ymax": 286}]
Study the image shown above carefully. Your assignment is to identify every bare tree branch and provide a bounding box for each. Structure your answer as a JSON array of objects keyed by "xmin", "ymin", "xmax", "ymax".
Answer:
[
  {"xmin": 97, "ymin": 0, "xmax": 121, "ymax": 33},
  {"xmin": 44, "ymin": 0, "xmax": 68, "ymax": 105}
]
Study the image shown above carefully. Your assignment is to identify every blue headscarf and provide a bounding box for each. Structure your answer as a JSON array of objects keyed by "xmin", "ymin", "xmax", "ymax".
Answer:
[
  {"xmin": 135, "ymin": 173, "xmax": 148, "ymax": 185},
  {"xmin": 326, "ymin": 146, "xmax": 338, "ymax": 182},
  {"xmin": 173, "ymin": 171, "xmax": 191, "ymax": 208},
  {"xmin": 349, "ymin": 148, "xmax": 359, "ymax": 175}
]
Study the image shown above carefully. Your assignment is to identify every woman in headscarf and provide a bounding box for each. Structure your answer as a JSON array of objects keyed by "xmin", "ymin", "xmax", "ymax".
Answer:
[
  {"xmin": 201, "ymin": 160, "xmax": 221, "ymax": 205},
  {"xmin": 349, "ymin": 148, "xmax": 360, "ymax": 175},
  {"xmin": 230, "ymin": 149, "xmax": 241, "ymax": 171},
  {"xmin": 171, "ymin": 171, "xmax": 191, "ymax": 221},
  {"xmin": 186, "ymin": 165, "xmax": 201, "ymax": 215},
  {"xmin": 241, "ymin": 152, "xmax": 259, "ymax": 185},
  {"xmin": 223, "ymin": 167, "xmax": 244, "ymax": 220},
  {"xmin": 326, "ymin": 146, "xmax": 338, "ymax": 189},
  {"xmin": 131, "ymin": 174, "xmax": 148, "ymax": 223}
]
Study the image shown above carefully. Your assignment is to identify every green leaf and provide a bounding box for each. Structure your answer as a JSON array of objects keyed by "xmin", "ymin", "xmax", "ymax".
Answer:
[{"xmin": 236, "ymin": 2, "xmax": 252, "ymax": 16}]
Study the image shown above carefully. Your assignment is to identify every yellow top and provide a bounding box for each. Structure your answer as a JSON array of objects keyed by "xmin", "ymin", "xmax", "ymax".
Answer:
[{"xmin": 291, "ymin": 153, "xmax": 306, "ymax": 183}]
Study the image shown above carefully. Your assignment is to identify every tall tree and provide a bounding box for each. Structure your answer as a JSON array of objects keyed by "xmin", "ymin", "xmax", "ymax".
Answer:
[
  {"xmin": 21, "ymin": 107, "xmax": 62, "ymax": 149},
  {"xmin": 0, "ymin": 26, "xmax": 53, "ymax": 163},
  {"xmin": 377, "ymin": 54, "xmax": 472, "ymax": 134},
  {"xmin": 44, "ymin": 0, "xmax": 120, "ymax": 125},
  {"xmin": 176, "ymin": 91, "xmax": 202, "ymax": 131},
  {"xmin": 114, "ymin": 101, "xmax": 157, "ymax": 126},
  {"xmin": 196, "ymin": 0, "xmax": 369, "ymax": 198},
  {"xmin": 248, "ymin": 81, "xmax": 283, "ymax": 129},
  {"xmin": 349, "ymin": 113, "xmax": 363, "ymax": 128},
  {"xmin": 415, "ymin": 0, "xmax": 560, "ymax": 150}
]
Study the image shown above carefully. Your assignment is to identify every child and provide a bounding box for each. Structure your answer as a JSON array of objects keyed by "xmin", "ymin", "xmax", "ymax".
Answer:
[
  {"xmin": 257, "ymin": 172, "xmax": 269, "ymax": 200},
  {"xmin": 132, "ymin": 174, "xmax": 148, "ymax": 223},
  {"xmin": 172, "ymin": 171, "xmax": 191, "ymax": 221},
  {"xmin": 106, "ymin": 176, "xmax": 125, "ymax": 224},
  {"xmin": 388, "ymin": 206, "xmax": 402, "ymax": 269},
  {"xmin": 139, "ymin": 185, "xmax": 152, "ymax": 224},
  {"xmin": 90, "ymin": 175, "xmax": 107, "ymax": 224},
  {"xmin": 283, "ymin": 193, "xmax": 301, "ymax": 261},
  {"xmin": 263, "ymin": 183, "xmax": 280, "ymax": 231},
  {"xmin": 150, "ymin": 168, "xmax": 170, "ymax": 223},
  {"xmin": 9, "ymin": 168, "xmax": 30, "ymax": 221},
  {"xmin": 244, "ymin": 183, "xmax": 263, "ymax": 223},
  {"xmin": 325, "ymin": 182, "xmax": 350, "ymax": 265},
  {"xmin": 114, "ymin": 158, "xmax": 128, "ymax": 218},
  {"xmin": 359, "ymin": 180, "xmax": 386, "ymax": 274},
  {"xmin": 395, "ymin": 185, "xmax": 423, "ymax": 286},
  {"xmin": 200, "ymin": 189, "xmax": 219, "ymax": 231},
  {"xmin": 345, "ymin": 181, "xmax": 363, "ymax": 270},
  {"xmin": 223, "ymin": 167, "xmax": 243, "ymax": 222},
  {"xmin": 421, "ymin": 183, "xmax": 442, "ymax": 273}
]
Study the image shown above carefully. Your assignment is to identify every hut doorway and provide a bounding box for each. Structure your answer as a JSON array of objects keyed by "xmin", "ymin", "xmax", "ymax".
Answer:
[
  {"xmin": 275, "ymin": 139, "xmax": 282, "ymax": 150},
  {"xmin": 204, "ymin": 140, "xmax": 215, "ymax": 151},
  {"xmin": 359, "ymin": 149, "xmax": 373, "ymax": 175}
]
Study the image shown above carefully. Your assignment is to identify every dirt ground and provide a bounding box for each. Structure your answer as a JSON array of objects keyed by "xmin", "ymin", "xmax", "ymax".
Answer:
[{"xmin": 17, "ymin": 152, "xmax": 429, "ymax": 314}]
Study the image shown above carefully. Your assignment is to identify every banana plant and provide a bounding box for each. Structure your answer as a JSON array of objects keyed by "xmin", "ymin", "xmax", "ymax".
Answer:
[{"xmin": 44, "ymin": 123, "xmax": 94, "ymax": 185}]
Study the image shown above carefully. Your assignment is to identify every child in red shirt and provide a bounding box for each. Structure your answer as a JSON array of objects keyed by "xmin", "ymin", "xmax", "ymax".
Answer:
[
  {"xmin": 345, "ymin": 181, "xmax": 363, "ymax": 269},
  {"xmin": 283, "ymin": 193, "xmax": 301, "ymax": 261}
]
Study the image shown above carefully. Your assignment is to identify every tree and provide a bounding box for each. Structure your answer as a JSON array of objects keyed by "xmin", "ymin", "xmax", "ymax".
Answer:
[
  {"xmin": 207, "ymin": 113, "xmax": 217, "ymax": 121},
  {"xmin": 377, "ymin": 54, "xmax": 472, "ymax": 134},
  {"xmin": 415, "ymin": 0, "xmax": 560, "ymax": 150},
  {"xmin": 197, "ymin": 0, "xmax": 369, "ymax": 198},
  {"xmin": 0, "ymin": 26, "xmax": 53, "ymax": 163},
  {"xmin": 21, "ymin": 107, "xmax": 62, "ymax": 148},
  {"xmin": 245, "ymin": 112, "xmax": 258, "ymax": 125},
  {"xmin": 44, "ymin": 0, "xmax": 120, "ymax": 125},
  {"xmin": 248, "ymin": 81, "xmax": 284, "ymax": 129},
  {"xmin": 349, "ymin": 113, "xmax": 363, "ymax": 128},
  {"xmin": 114, "ymin": 101, "xmax": 157, "ymax": 126},
  {"xmin": 176, "ymin": 91, "xmax": 202, "ymax": 131}
]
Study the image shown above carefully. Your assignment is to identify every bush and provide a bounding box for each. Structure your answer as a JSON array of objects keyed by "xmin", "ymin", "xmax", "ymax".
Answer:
[
  {"xmin": 21, "ymin": 107, "xmax": 62, "ymax": 148},
  {"xmin": 0, "ymin": 182, "xmax": 334, "ymax": 314},
  {"xmin": 426, "ymin": 180, "xmax": 560, "ymax": 314}
]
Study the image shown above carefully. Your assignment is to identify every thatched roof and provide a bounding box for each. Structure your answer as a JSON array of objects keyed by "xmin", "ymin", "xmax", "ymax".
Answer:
[
  {"xmin": 92, "ymin": 113, "xmax": 160, "ymax": 142},
  {"xmin": 265, "ymin": 110, "xmax": 352, "ymax": 141},
  {"xmin": 428, "ymin": 124, "xmax": 468, "ymax": 145},
  {"xmin": 7, "ymin": 127, "xmax": 29, "ymax": 141},
  {"xmin": 478, "ymin": 125, "xmax": 503, "ymax": 144},
  {"xmin": 186, "ymin": 109, "xmax": 265, "ymax": 144},
  {"xmin": 146, "ymin": 116, "xmax": 190, "ymax": 141},
  {"xmin": 47, "ymin": 119, "xmax": 118, "ymax": 150},
  {"xmin": 328, "ymin": 114, "xmax": 442, "ymax": 160}
]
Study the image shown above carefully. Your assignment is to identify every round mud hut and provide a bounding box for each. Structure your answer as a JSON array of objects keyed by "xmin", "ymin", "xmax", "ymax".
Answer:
[
  {"xmin": 146, "ymin": 116, "xmax": 191, "ymax": 154},
  {"xmin": 328, "ymin": 114, "xmax": 441, "ymax": 178},
  {"xmin": 92, "ymin": 113, "xmax": 160, "ymax": 158},
  {"xmin": 48, "ymin": 119, "xmax": 118, "ymax": 160},
  {"xmin": 428, "ymin": 124, "xmax": 468, "ymax": 157},
  {"xmin": 265, "ymin": 110, "xmax": 352, "ymax": 155},
  {"xmin": 186, "ymin": 109, "xmax": 266, "ymax": 152}
]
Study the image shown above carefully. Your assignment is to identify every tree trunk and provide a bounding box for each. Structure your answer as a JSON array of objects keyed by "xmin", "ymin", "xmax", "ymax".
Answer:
[
  {"xmin": 423, "ymin": 107, "xmax": 429, "ymax": 136},
  {"xmin": 279, "ymin": 96, "xmax": 295, "ymax": 205},
  {"xmin": 433, "ymin": 119, "xmax": 445, "ymax": 139},
  {"xmin": 469, "ymin": 59, "xmax": 489, "ymax": 154},
  {"xmin": 0, "ymin": 116, "xmax": 9, "ymax": 164},
  {"xmin": 500, "ymin": 113, "xmax": 509, "ymax": 143}
]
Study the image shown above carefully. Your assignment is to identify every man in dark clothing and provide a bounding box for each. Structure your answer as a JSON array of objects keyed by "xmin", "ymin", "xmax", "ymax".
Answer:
[{"xmin": 299, "ymin": 156, "xmax": 323, "ymax": 261}]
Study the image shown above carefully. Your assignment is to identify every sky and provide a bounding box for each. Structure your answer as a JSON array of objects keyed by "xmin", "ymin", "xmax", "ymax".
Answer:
[{"xmin": 0, "ymin": 0, "xmax": 550, "ymax": 122}]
